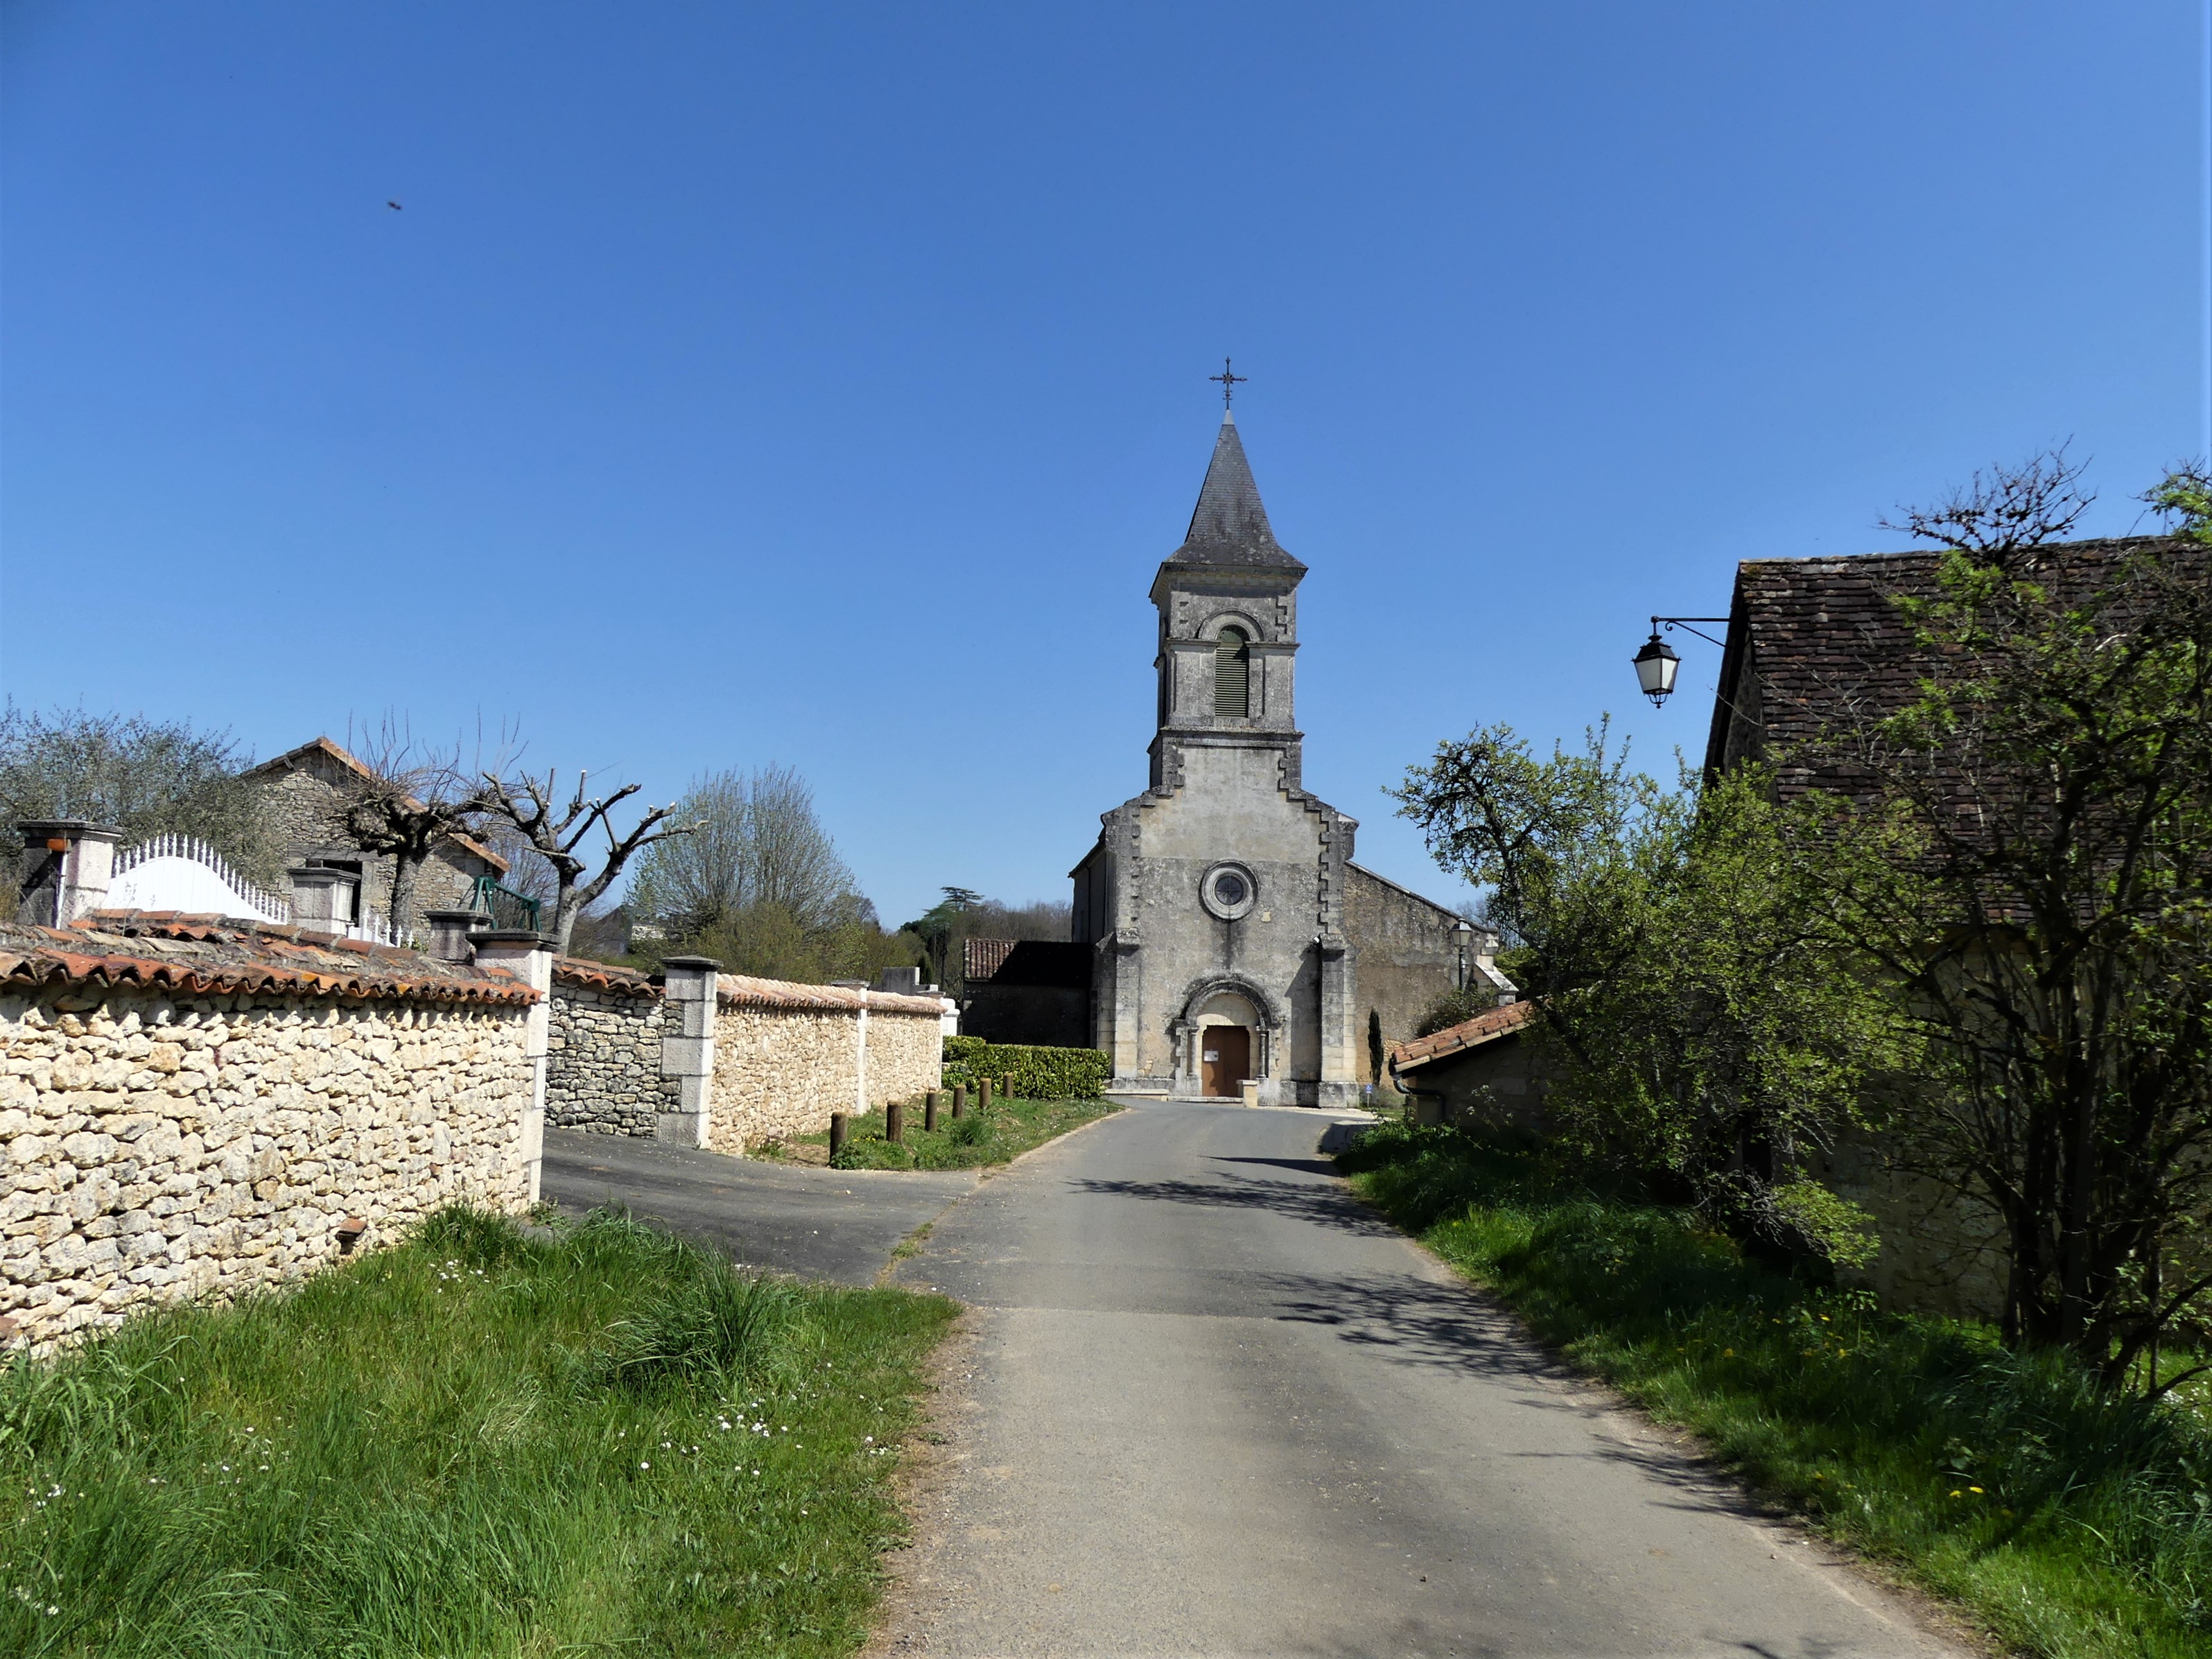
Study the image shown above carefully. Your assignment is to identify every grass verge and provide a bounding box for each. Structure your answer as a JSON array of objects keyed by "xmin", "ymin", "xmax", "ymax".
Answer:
[
  {"xmin": 1339, "ymin": 1120, "xmax": 2212, "ymax": 1659},
  {"xmin": 758, "ymin": 1095, "xmax": 1117, "ymax": 1172},
  {"xmin": 0, "ymin": 1206, "xmax": 958, "ymax": 1658}
]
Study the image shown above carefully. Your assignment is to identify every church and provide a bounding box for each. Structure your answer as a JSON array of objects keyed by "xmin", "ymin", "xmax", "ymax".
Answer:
[{"xmin": 1069, "ymin": 401, "xmax": 1506, "ymax": 1106}]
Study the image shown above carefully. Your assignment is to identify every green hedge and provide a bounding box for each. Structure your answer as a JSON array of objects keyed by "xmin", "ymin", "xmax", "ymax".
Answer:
[{"xmin": 942, "ymin": 1036, "xmax": 1111, "ymax": 1100}]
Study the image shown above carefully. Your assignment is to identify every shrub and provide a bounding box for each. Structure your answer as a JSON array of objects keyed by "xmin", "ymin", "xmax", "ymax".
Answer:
[{"xmin": 942, "ymin": 1036, "xmax": 1109, "ymax": 1099}]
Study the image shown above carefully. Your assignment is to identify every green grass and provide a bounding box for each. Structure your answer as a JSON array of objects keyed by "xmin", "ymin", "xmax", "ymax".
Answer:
[
  {"xmin": 0, "ymin": 1207, "xmax": 959, "ymax": 1658},
  {"xmin": 760, "ymin": 1095, "xmax": 1117, "ymax": 1172},
  {"xmin": 1339, "ymin": 1120, "xmax": 2212, "ymax": 1659}
]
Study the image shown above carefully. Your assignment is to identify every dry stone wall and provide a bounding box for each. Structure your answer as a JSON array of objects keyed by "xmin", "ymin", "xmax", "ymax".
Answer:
[
  {"xmin": 708, "ymin": 974, "xmax": 945, "ymax": 1153},
  {"xmin": 866, "ymin": 1008, "xmax": 941, "ymax": 1109},
  {"xmin": 711, "ymin": 1005, "xmax": 856, "ymax": 1152},
  {"xmin": 1, "ymin": 988, "xmax": 532, "ymax": 1348},
  {"xmin": 546, "ymin": 966, "xmax": 674, "ymax": 1136},
  {"xmin": 0, "ymin": 913, "xmax": 538, "ymax": 1349}
]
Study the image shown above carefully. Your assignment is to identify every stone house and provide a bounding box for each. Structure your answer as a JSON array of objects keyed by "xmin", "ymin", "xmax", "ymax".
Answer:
[
  {"xmin": 1070, "ymin": 410, "xmax": 1482, "ymax": 1106},
  {"xmin": 245, "ymin": 736, "xmax": 510, "ymax": 936},
  {"xmin": 1694, "ymin": 533, "xmax": 2195, "ymax": 1320}
]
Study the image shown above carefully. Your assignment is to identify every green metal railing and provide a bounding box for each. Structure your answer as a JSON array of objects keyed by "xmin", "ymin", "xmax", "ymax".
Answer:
[{"xmin": 467, "ymin": 875, "xmax": 543, "ymax": 933}]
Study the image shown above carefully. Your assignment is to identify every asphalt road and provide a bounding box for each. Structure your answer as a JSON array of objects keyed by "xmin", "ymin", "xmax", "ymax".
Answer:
[
  {"xmin": 540, "ymin": 1127, "xmax": 975, "ymax": 1285},
  {"xmin": 878, "ymin": 1100, "xmax": 1967, "ymax": 1659}
]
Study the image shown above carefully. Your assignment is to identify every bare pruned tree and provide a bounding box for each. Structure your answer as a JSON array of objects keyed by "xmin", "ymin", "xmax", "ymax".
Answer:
[
  {"xmin": 476, "ymin": 767, "xmax": 698, "ymax": 953},
  {"xmin": 1879, "ymin": 445, "xmax": 2093, "ymax": 570},
  {"xmin": 342, "ymin": 718, "xmax": 499, "ymax": 937}
]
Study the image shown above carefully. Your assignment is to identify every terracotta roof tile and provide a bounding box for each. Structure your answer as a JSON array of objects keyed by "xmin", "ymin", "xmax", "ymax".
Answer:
[
  {"xmin": 1388, "ymin": 999, "xmax": 1533, "ymax": 1072},
  {"xmin": 552, "ymin": 957, "xmax": 660, "ymax": 998},
  {"xmin": 963, "ymin": 938, "xmax": 1017, "ymax": 982},
  {"xmin": 0, "ymin": 912, "xmax": 538, "ymax": 1007},
  {"xmin": 715, "ymin": 972, "xmax": 946, "ymax": 1016},
  {"xmin": 1702, "ymin": 536, "xmax": 2197, "ymax": 806}
]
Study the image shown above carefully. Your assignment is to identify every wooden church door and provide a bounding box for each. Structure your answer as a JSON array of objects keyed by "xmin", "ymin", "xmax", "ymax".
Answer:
[{"xmin": 1201, "ymin": 1027, "xmax": 1251, "ymax": 1098}]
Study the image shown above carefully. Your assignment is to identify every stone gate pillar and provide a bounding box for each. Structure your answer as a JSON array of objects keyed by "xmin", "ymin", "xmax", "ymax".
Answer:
[
  {"xmin": 657, "ymin": 956, "xmax": 721, "ymax": 1149},
  {"xmin": 470, "ymin": 929, "xmax": 555, "ymax": 1203},
  {"xmin": 15, "ymin": 819, "xmax": 123, "ymax": 928}
]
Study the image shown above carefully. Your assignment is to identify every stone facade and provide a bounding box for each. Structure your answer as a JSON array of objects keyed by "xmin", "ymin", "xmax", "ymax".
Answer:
[
  {"xmin": 0, "ymin": 912, "xmax": 538, "ymax": 1348},
  {"xmin": 245, "ymin": 736, "xmax": 507, "ymax": 933},
  {"xmin": 1341, "ymin": 866, "xmax": 1512, "ymax": 1085},
  {"xmin": 1072, "ymin": 412, "xmax": 1464, "ymax": 1106},
  {"xmin": 709, "ymin": 975, "xmax": 944, "ymax": 1152},
  {"xmin": 1811, "ymin": 1131, "xmax": 2008, "ymax": 1321},
  {"xmin": 545, "ymin": 959, "xmax": 677, "ymax": 1136}
]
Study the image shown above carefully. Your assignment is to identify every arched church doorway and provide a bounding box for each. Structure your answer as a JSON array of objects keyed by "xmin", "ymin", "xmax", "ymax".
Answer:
[
  {"xmin": 1194, "ymin": 989, "xmax": 1260, "ymax": 1098},
  {"xmin": 1200, "ymin": 1027, "xmax": 1249, "ymax": 1098}
]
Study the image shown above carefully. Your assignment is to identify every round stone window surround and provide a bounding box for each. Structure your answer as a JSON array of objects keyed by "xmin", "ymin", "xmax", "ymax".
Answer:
[{"xmin": 1200, "ymin": 861, "xmax": 1259, "ymax": 922}]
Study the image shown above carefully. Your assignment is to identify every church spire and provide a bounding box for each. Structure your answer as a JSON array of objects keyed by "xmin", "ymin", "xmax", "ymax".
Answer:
[{"xmin": 1166, "ymin": 412, "xmax": 1306, "ymax": 572}]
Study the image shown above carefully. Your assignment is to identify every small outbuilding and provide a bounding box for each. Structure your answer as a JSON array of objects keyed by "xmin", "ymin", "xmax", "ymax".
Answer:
[{"xmin": 1388, "ymin": 1000, "xmax": 1547, "ymax": 1127}]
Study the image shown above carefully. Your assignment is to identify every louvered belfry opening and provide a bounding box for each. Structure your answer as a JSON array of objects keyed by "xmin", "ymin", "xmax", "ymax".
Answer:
[{"xmin": 1214, "ymin": 626, "xmax": 1251, "ymax": 718}]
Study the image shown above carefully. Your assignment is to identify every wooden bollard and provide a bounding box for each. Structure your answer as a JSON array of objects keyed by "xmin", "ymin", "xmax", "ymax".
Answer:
[
  {"xmin": 951, "ymin": 1084, "xmax": 966, "ymax": 1120},
  {"xmin": 829, "ymin": 1112, "xmax": 848, "ymax": 1158},
  {"xmin": 979, "ymin": 1077, "xmax": 994, "ymax": 1112},
  {"xmin": 887, "ymin": 1099, "xmax": 905, "ymax": 1144},
  {"xmin": 924, "ymin": 1091, "xmax": 939, "ymax": 1132}
]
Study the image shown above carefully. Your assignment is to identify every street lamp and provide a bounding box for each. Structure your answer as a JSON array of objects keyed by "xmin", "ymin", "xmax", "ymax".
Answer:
[
  {"xmin": 1633, "ymin": 616, "xmax": 1730, "ymax": 707},
  {"xmin": 1451, "ymin": 918, "xmax": 1474, "ymax": 989}
]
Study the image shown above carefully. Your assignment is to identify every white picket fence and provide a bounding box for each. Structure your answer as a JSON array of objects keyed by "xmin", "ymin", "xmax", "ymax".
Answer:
[{"xmin": 108, "ymin": 833, "xmax": 414, "ymax": 946}]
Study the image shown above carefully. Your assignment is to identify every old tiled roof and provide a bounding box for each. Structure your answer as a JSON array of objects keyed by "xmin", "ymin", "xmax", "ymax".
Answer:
[
  {"xmin": 552, "ymin": 956, "xmax": 659, "ymax": 998},
  {"xmin": 964, "ymin": 937, "xmax": 1017, "ymax": 982},
  {"xmin": 1388, "ymin": 999, "xmax": 1534, "ymax": 1074},
  {"xmin": 1162, "ymin": 414, "xmax": 1305, "ymax": 573},
  {"xmin": 1701, "ymin": 536, "xmax": 2184, "ymax": 801},
  {"xmin": 0, "ymin": 912, "xmax": 537, "ymax": 1007},
  {"xmin": 966, "ymin": 939, "xmax": 1090, "ymax": 989},
  {"xmin": 715, "ymin": 973, "xmax": 947, "ymax": 1016},
  {"xmin": 247, "ymin": 736, "xmax": 510, "ymax": 873}
]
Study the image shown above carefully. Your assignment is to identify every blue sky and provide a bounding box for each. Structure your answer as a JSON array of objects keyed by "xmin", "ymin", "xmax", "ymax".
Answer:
[{"xmin": 3, "ymin": 3, "xmax": 2204, "ymax": 927}]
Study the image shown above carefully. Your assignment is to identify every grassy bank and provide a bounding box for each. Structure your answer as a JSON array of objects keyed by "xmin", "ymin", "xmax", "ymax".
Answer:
[
  {"xmin": 1340, "ymin": 1120, "xmax": 2212, "ymax": 1659},
  {"xmin": 759, "ymin": 1095, "xmax": 1117, "ymax": 1172},
  {"xmin": 0, "ymin": 1208, "xmax": 958, "ymax": 1658}
]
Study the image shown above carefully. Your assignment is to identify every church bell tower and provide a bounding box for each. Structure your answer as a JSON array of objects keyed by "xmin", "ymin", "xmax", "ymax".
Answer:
[
  {"xmin": 1146, "ymin": 409, "xmax": 1309, "ymax": 792},
  {"xmin": 1070, "ymin": 380, "xmax": 1477, "ymax": 1107}
]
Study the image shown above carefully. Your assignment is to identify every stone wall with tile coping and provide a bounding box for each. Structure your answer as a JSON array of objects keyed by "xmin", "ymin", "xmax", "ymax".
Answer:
[
  {"xmin": 1, "ymin": 982, "xmax": 534, "ymax": 1348},
  {"xmin": 708, "ymin": 975, "xmax": 946, "ymax": 1153}
]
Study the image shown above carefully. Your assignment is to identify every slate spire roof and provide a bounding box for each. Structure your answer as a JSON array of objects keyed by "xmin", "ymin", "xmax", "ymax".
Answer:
[{"xmin": 1166, "ymin": 412, "xmax": 1305, "ymax": 571}]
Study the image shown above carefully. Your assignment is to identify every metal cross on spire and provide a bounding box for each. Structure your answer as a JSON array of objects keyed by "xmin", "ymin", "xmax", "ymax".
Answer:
[{"xmin": 1209, "ymin": 357, "xmax": 1246, "ymax": 410}]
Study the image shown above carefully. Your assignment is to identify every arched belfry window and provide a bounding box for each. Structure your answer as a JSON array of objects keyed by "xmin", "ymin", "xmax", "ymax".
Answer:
[{"xmin": 1214, "ymin": 626, "xmax": 1251, "ymax": 718}]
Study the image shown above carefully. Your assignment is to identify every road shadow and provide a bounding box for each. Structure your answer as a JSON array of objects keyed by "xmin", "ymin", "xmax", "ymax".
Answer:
[
  {"xmin": 1257, "ymin": 1268, "xmax": 1777, "ymax": 1522},
  {"xmin": 1208, "ymin": 1154, "xmax": 1340, "ymax": 1176},
  {"xmin": 1067, "ymin": 1173, "xmax": 1404, "ymax": 1239},
  {"xmin": 1316, "ymin": 1121, "xmax": 1371, "ymax": 1156}
]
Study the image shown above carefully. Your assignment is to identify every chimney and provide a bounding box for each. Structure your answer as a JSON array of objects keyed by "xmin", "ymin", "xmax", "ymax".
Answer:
[
  {"xmin": 287, "ymin": 864, "xmax": 360, "ymax": 935},
  {"xmin": 16, "ymin": 820, "xmax": 123, "ymax": 927}
]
